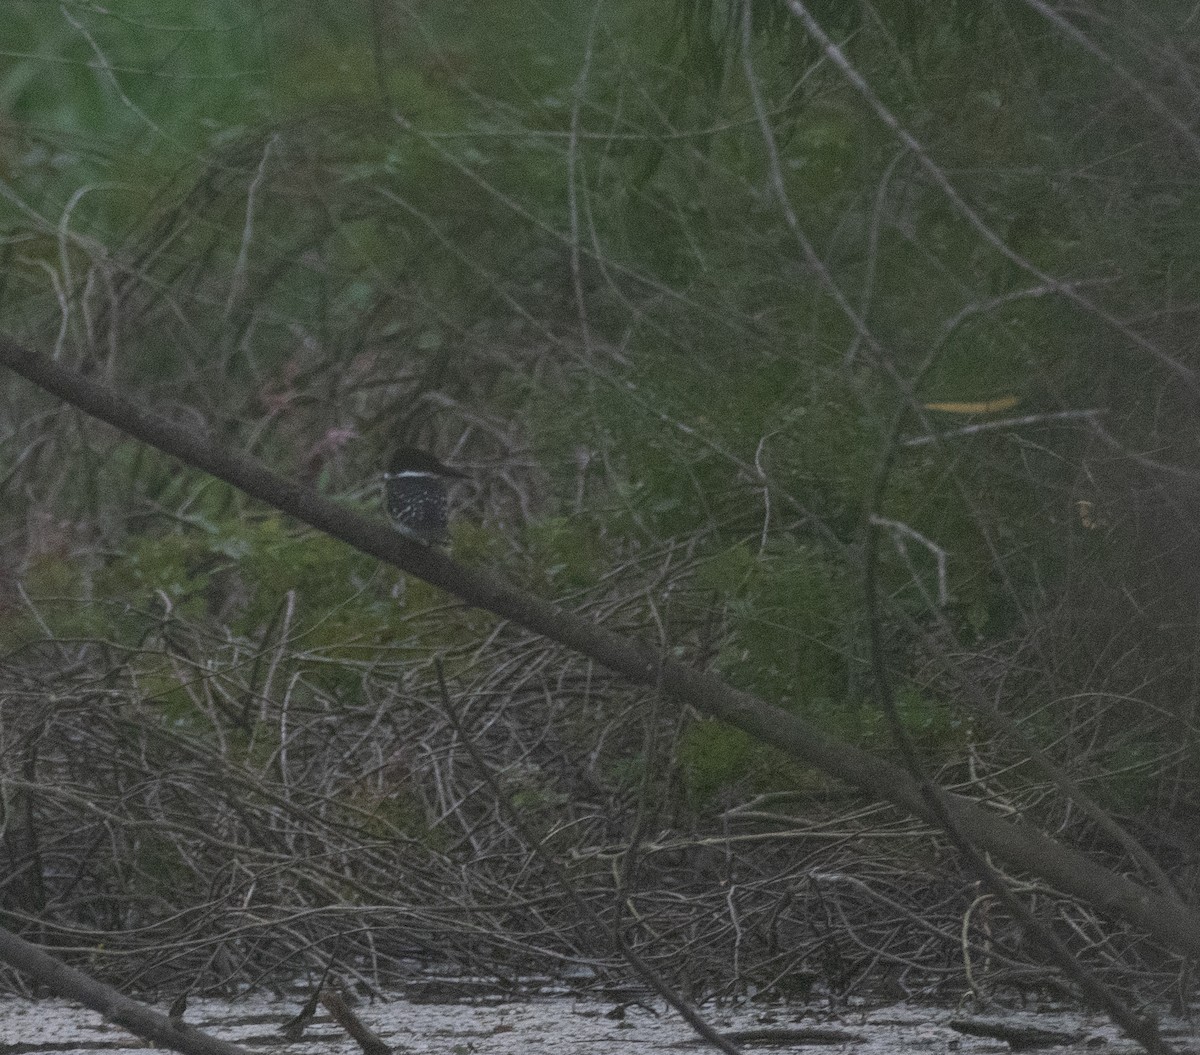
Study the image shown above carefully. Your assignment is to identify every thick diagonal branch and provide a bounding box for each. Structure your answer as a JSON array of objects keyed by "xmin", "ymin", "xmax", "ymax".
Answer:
[
  {"xmin": 1, "ymin": 334, "xmax": 1198, "ymax": 960},
  {"xmin": 0, "ymin": 925, "xmax": 250, "ymax": 1055}
]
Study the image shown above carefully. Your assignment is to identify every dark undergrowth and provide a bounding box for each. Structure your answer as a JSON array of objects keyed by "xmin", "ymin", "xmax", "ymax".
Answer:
[{"xmin": 0, "ymin": 0, "xmax": 1196, "ymax": 1013}]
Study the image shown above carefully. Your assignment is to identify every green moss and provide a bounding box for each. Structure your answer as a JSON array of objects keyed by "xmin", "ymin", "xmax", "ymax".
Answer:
[
  {"xmin": 677, "ymin": 719, "xmax": 824, "ymax": 807},
  {"xmin": 702, "ymin": 544, "xmax": 858, "ymax": 709},
  {"xmin": 523, "ymin": 517, "xmax": 611, "ymax": 590}
]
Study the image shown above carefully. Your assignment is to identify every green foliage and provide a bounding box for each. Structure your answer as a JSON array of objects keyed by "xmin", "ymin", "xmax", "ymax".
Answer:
[
  {"xmin": 1, "ymin": 556, "xmax": 105, "ymax": 646},
  {"xmin": 678, "ymin": 720, "xmax": 760, "ymax": 804},
  {"xmin": 522, "ymin": 517, "xmax": 613, "ymax": 591},
  {"xmin": 702, "ymin": 544, "xmax": 857, "ymax": 708},
  {"xmin": 3, "ymin": 0, "xmax": 1195, "ymax": 845},
  {"xmin": 678, "ymin": 716, "xmax": 850, "ymax": 807},
  {"xmin": 676, "ymin": 536, "xmax": 964, "ymax": 801},
  {"xmin": 2, "ymin": 507, "xmax": 482, "ymax": 702}
]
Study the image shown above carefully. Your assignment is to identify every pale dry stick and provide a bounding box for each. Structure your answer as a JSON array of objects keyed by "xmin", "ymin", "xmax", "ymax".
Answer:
[
  {"xmin": 961, "ymin": 893, "xmax": 1001, "ymax": 1010},
  {"xmin": 223, "ymin": 133, "xmax": 278, "ymax": 323},
  {"xmin": 426, "ymin": 734, "xmax": 489, "ymax": 855},
  {"xmin": 845, "ymin": 150, "xmax": 906, "ymax": 369},
  {"xmin": 1057, "ymin": 901, "xmax": 1154, "ymax": 974},
  {"xmin": 868, "ymin": 514, "xmax": 949, "ymax": 607},
  {"xmin": 723, "ymin": 792, "xmax": 906, "ymax": 828},
  {"xmin": 903, "ymin": 409, "xmax": 1105, "ymax": 448},
  {"xmin": 28, "ymin": 258, "xmax": 72, "ymax": 362},
  {"xmin": 658, "ymin": 824, "xmax": 902, "ymax": 853},
  {"xmin": 408, "ymin": 113, "xmax": 819, "ymax": 144},
  {"xmin": 257, "ymin": 589, "xmax": 296, "ymax": 724},
  {"xmin": 3, "ymin": 172, "xmax": 219, "ymax": 390},
  {"xmin": 567, "ymin": 1, "xmax": 603, "ymax": 355},
  {"xmin": 1020, "ymin": 0, "xmax": 1200, "ymax": 164},
  {"xmin": 639, "ymin": 543, "xmax": 681, "ymax": 661},
  {"xmin": 0, "ymin": 426, "xmax": 52, "ymax": 498},
  {"xmin": 333, "ymin": 683, "xmax": 399, "ymax": 789},
  {"xmin": 169, "ymin": 651, "xmax": 232, "ymax": 759},
  {"xmin": 0, "ymin": 181, "xmax": 102, "ymax": 279},
  {"xmin": 725, "ymin": 882, "xmax": 744, "ymax": 982},
  {"xmin": 273, "ymin": 670, "xmax": 304, "ymax": 802},
  {"xmin": 59, "ymin": 5, "xmax": 169, "ymax": 144},
  {"xmin": 1089, "ymin": 416, "xmax": 1200, "ymax": 484},
  {"xmin": 56, "ymin": 185, "xmax": 115, "ymax": 356},
  {"xmin": 83, "ymin": 253, "xmax": 123, "ymax": 374},
  {"xmin": 753, "ymin": 432, "xmax": 778, "ymax": 557},
  {"xmin": 783, "ymin": 0, "xmax": 1199, "ymax": 393},
  {"xmin": 80, "ymin": 266, "xmax": 98, "ymax": 355},
  {"xmin": 603, "ymin": 418, "xmax": 810, "ymax": 554},
  {"xmin": 208, "ymin": 668, "xmax": 253, "ymax": 730},
  {"xmin": 14, "ymin": 582, "xmax": 78, "ymax": 666}
]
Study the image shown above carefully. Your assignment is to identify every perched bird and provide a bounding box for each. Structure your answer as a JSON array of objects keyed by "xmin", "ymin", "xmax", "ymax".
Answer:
[{"xmin": 383, "ymin": 447, "xmax": 467, "ymax": 546}]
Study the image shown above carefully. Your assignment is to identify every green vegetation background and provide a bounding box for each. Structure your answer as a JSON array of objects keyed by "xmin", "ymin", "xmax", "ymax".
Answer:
[{"xmin": 1, "ymin": 0, "xmax": 1196, "ymax": 820}]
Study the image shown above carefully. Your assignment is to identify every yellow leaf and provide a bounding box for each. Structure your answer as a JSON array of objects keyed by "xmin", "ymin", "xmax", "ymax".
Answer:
[{"xmin": 923, "ymin": 396, "xmax": 1019, "ymax": 415}]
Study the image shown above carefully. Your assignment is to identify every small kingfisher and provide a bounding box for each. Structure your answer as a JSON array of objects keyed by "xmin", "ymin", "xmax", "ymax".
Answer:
[{"xmin": 383, "ymin": 447, "xmax": 467, "ymax": 546}]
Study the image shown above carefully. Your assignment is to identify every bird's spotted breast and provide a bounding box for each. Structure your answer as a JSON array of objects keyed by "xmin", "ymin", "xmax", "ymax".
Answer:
[{"xmin": 385, "ymin": 474, "xmax": 451, "ymax": 544}]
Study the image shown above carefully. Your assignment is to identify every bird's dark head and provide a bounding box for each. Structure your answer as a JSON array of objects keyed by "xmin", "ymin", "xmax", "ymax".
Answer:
[{"xmin": 385, "ymin": 447, "xmax": 467, "ymax": 478}]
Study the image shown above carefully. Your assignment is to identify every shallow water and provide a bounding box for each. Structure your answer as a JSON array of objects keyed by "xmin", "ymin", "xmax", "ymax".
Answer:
[{"xmin": 0, "ymin": 991, "xmax": 1195, "ymax": 1054}]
